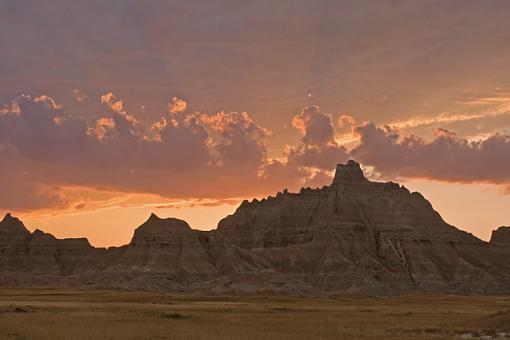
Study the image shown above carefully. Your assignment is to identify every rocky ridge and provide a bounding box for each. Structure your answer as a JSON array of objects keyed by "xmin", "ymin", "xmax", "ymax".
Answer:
[
  {"xmin": 490, "ymin": 226, "xmax": 510, "ymax": 244},
  {"xmin": 1, "ymin": 160, "xmax": 509, "ymax": 295}
]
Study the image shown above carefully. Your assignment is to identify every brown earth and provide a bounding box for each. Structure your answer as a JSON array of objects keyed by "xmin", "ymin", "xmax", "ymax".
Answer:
[{"xmin": 0, "ymin": 287, "xmax": 510, "ymax": 339}]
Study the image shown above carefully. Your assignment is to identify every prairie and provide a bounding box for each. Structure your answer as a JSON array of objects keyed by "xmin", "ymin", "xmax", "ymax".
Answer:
[{"xmin": 0, "ymin": 287, "xmax": 509, "ymax": 339}]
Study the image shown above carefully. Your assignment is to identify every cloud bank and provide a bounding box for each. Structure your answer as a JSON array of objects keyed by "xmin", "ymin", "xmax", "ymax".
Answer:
[
  {"xmin": 352, "ymin": 123, "xmax": 510, "ymax": 188},
  {"xmin": 0, "ymin": 94, "xmax": 323, "ymax": 211},
  {"xmin": 1, "ymin": 93, "xmax": 509, "ymax": 212}
]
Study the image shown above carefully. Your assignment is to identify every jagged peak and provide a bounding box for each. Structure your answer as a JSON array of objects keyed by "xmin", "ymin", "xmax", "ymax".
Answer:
[
  {"xmin": 0, "ymin": 213, "xmax": 30, "ymax": 235},
  {"xmin": 1, "ymin": 212, "xmax": 22, "ymax": 225},
  {"xmin": 146, "ymin": 212, "xmax": 162, "ymax": 222},
  {"xmin": 2, "ymin": 212, "xmax": 14, "ymax": 222},
  {"xmin": 332, "ymin": 160, "xmax": 367, "ymax": 184}
]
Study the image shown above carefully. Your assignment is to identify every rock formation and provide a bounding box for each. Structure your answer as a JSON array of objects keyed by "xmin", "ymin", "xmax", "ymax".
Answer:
[
  {"xmin": 1, "ymin": 160, "xmax": 509, "ymax": 295},
  {"xmin": 0, "ymin": 213, "xmax": 105, "ymax": 286},
  {"xmin": 490, "ymin": 226, "xmax": 510, "ymax": 244}
]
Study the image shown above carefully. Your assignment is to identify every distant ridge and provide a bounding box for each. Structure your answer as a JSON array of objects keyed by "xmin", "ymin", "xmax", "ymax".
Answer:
[{"xmin": 1, "ymin": 160, "xmax": 509, "ymax": 295}]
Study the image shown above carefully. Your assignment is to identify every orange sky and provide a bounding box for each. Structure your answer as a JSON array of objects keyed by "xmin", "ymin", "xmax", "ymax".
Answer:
[
  {"xmin": 1, "ymin": 1, "xmax": 509, "ymax": 247},
  {"xmin": 5, "ymin": 178, "xmax": 508, "ymax": 248}
]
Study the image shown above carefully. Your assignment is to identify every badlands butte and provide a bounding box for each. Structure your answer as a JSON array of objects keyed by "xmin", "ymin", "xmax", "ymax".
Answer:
[{"xmin": 1, "ymin": 160, "xmax": 510, "ymax": 295}]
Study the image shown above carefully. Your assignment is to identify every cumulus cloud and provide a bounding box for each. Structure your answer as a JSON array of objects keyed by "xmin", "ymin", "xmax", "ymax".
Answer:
[
  {"xmin": 286, "ymin": 105, "xmax": 349, "ymax": 170},
  {"xmin": 351, "ymin": 123, "xmax": 510, "ymax": 187},
  {"xmin": 0, "ymin": 93, "xmax": 311, "ymax": 212},
  {"xmin": 292, "ymin": 105, "xmax": 335, "ymax": 145},
  {"xmin": 3, "ymin": 92, "xmax": 510, "ymax": 213},
  {"xmin": 169, "ymin": 96, "xmax": 187, "ymax": 113},
  {"xmin": 337, "ymin": 114, "xmax": 356, "ymax": 129},
  {"xmin": 72, "ymin": 89, "xmax": 87, "ymax": 103},
  {"xmin": 201, "ymin": 111, "xmax": 271, "ymax": 168},
  {"xmin": 0, "ymin": 95, "xmax": 91, "ymax": 161}
]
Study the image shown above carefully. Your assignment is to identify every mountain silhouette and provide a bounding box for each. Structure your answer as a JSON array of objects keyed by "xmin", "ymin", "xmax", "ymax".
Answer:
[{"xmin": 1, "ymin": 161, "xmax": 509, "ymax": 294}]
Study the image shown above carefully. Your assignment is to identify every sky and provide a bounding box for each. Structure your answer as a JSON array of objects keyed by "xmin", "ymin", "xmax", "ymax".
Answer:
[{"xmin": 1, "ymin": 0, "xmax": 510, "ymax": 247}]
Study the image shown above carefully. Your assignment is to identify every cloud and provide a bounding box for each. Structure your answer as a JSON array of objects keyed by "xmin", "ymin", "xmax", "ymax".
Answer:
[
  {"xmin": 351, "ymin": 122, "xmax": 510, "ymax": 187},
  {"xmin": 169, "ymin": 97, "xmax": 187, "ymax": 113},
  {"xmin": 201, "ymin": 111, "xmax": 271, "ymax": 169},
  {"xmin": 3, "ymin": 1, "xmax": 510, "ymax": 147},
  {"xmin": 337, "ymin": 114, "xmax": 356, "ymax": 129},
  {"xmin": 0, "ymin": 93, "xmax": 314, "ymax": 212},
  {"xmin": 292, "ymin": 105, "xmax": 335, "ymax": 146},
  {"xmin": 286, "ymin": 105, "xmax": 349, "ymax": 170},
  {"xmin": 0, "ymin": 162, "xmax": 68, "ymax": 211},
  {"xmin": 72, "ymin": 89, "xmax": 87, "ymax": 103},
  {"xmin": 3, "ymin": 92, "xmax": 510, "ymax": 214},
  {"xmin": 0, "ymin": 94, "xmax": 91, "ymax": 161},
  {"xmin": 156, "ymin": 198, "xmax": 241, "ymax": 209},
  {"xmin": 389, "ymin": 109, "xmax": 510, "ymax": 130}
]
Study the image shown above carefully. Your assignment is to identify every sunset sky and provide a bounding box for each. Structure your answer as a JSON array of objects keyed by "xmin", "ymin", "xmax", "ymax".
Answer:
[{"xmin": 1, "ymin": 1, "xmax": 510, "ymax": 247}]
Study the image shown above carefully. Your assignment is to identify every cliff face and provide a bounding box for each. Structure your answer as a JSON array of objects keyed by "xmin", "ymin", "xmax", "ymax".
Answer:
[
  {"xmin": 0, "ymin": 213, "xmax": 30, "ymax": 247},
  {"xmin": 215, "ymin": 161, "xmax": 508, "ymax": 293},
  {"xmin": 217, "ymin": 161, "xmax": 477, "ymax": 246},
  {"xmin": 0, "ymin": 213, "xmax": 104, "ymax": 286},
  {"xmin": 114, "ymin": 214, "xmax": 217, "ymax": 274},
  {"xmin": 1, "ymin": 161, "xmax": 509, "ymax": 294},
  {"xmin": 490, "ymin": 227, "xmax": 510, "ymax": 244}
]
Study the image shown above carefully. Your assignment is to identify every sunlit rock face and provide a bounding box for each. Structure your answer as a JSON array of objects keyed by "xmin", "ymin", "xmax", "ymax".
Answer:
[{"xmin": 1, "ymin": 161, "xmax": 509, "ymax": 294}]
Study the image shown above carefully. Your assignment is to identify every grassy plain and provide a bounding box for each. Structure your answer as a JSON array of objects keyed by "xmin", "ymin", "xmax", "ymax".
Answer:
[{"xmin": 0, "ymin": 287, "xmax": 509, "ymax": 339}]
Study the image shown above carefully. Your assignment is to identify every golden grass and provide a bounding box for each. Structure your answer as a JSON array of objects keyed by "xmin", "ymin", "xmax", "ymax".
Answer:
[{"xmin": 0, "ymin": 287, "xmax": 509, "ymax": 339}]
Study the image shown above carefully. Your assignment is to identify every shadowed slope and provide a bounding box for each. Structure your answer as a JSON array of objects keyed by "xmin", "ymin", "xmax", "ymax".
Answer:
[{"xmin": 1, "ymin": 161, "xmax": 509, "ymax": 294}]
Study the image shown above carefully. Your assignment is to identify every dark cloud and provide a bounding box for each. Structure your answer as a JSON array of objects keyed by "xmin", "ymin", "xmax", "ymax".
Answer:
[
  {"xmin": 2, "ymin": 93, "xmax": 510, "ymax": 212},
  {"xmin": 351, "ymin": 123, "xmax": 510, "ymax": 186},
  {"xmin": 200, "ymin": 111, "xmax": 271, "ymax": 169},
  {"xmin": 0, "ymin": 95, "xmax": 91, "ymax": 161},
  {"xmin": 286, "ymin": 105, "xmax": 349, "ymax": 170},
  {"xmin": 0, "ymin": 94, "xmax": 310, "ymax": 211},
  {"xmin": 292, "ymin": 105, "xmax": 336, "ymax": 146},
  {"xmin": 0, "ymin": 159, "xmax": 67, "ymax": 211}
]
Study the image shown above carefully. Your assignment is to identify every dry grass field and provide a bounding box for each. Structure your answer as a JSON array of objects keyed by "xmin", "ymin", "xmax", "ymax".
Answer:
[{"xmin": 0, "ymin": 287, "xmax": 509, "ymax": 339}]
